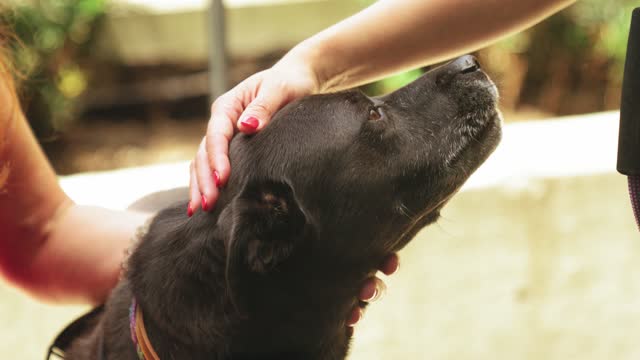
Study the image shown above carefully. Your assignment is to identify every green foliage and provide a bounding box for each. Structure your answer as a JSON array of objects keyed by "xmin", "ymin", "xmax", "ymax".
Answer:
[
  {"xmin": 580, "ymin": 0, "xmax": 637, "ymax": 79},
  {"xmin": 537, "ymin": 0, "xmax": 633, "ymax": 83},
  {"xmin": 364, "ymin": 68, "xmax": 424, "ymax": 96},
  {"xmin": 493, "ymin": 2, "xmax": 632, "ymax": 69},
  {"xmin": 2, "ymin": 0, "xmax": 106, "ymax": 137}
]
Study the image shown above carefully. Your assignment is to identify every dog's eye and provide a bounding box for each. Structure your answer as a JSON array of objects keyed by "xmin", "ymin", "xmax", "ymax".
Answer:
[{"xmin": 368, "ymin": 107, "xmax": 382, "ymax": 121}]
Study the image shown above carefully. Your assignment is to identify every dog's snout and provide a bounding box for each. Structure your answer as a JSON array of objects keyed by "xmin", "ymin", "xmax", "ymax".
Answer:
[{"xmin": 436, "ymin": 55, "xmax": 482, "ymax": 85}]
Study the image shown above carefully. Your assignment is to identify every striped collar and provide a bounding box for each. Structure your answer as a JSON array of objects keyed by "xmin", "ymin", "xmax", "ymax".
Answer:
[{"xmin": 129, "ymin": 298, "xmax": 160, "ymax": 360}]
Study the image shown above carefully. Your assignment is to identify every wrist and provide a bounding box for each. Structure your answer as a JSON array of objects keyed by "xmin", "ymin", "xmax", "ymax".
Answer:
[
  {"xmin": 281, "ymin": 39, "xmax": 333, "ymax": 94},
  {"xmin": 291, "ymin": 34, "xmax": 368, "ymax": 94}
]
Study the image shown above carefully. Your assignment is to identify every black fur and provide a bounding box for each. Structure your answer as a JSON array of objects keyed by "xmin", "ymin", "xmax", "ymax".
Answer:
[{"xmin": 63, "ymin": 56, "xmax": 501, "ymax": 359}]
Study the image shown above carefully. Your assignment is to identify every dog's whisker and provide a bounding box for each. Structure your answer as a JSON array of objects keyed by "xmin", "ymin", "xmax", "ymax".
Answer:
[
  {"xmin": 433, "ymin": 217, "xmax": 458, "ymax": 239},
  {"xmin": 395, "ymin": 201, "xmax": 415, "ymax": 220}
]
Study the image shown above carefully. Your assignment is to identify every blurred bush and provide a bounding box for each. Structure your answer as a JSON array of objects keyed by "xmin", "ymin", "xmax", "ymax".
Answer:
[
  {"xmin": 483, "ymin": 0, "xmax": 634, "ymax": 116},
  {"xmin": 0, "ymin": 0, "xmax": 634, "ymax": 134},
  {"xmin": 1, "ymin": 0, "xmax": 106, "ymax": 137}
]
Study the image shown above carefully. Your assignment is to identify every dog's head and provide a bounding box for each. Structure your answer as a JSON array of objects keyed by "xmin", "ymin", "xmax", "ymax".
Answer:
[
  {"xmin": 220, "ymin": 55, "xmax": 501, "ymax": 279},
  {"xmin": 118, "ymin": 55, "xmax": 501, "ymax": 358}
]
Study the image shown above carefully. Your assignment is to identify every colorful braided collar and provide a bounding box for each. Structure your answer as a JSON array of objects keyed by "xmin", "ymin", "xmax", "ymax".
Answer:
[{"xmin": 129, "ymin": 298, "xmax": 160, "ymax": 360}]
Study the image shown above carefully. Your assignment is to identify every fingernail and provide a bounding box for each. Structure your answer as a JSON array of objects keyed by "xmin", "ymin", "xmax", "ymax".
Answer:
[
  {"xmin": 347, "ymin": 308, "xmax": 362, "ymax": 326},
  {"xmin": 201, "ymin": 194, "xmax": 209, "ymax": 211},
  {"xmin": 367, "ymin": 288, "xmax": 379, "ymax": 302},
  {"xmin": 240, "ymin": 116, "xmax": 259, "ymax": 129},
  {"xmin": 187, "ymin": 203, "xmax": 194, "ymax": 217},
  {"xmin": 213, "ymin": 171, "xmax": 220, "ymax": 187},
  {"xmin": 382, "ymin": 255, "xmax": 400, "ymax": 275}
]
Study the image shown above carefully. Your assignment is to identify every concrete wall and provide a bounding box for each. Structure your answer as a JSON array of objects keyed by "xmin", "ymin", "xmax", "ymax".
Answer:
[
  {"xmin": 350, "ymin": 173, "xmax": 638, "ymax": 360},
  {"xmin": 1, "ymin": 112, "xmax": 637, "ymax": 359}
]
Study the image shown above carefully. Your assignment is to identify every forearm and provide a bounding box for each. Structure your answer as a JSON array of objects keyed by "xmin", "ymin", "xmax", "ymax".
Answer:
[
  {"xmin": 292, "ymin": 0, "xmax": 576, "ymax": 92},
  {"xmin": 0, "ymin": 77, "xmax": 149, "ymax": 304},
  {"xmin": 0, "ymin": 78, "xmax": 71, "ymax": 294},
  {"xmin": 21, "ymin": 205, "xmax": 150, "ymax": 304}
]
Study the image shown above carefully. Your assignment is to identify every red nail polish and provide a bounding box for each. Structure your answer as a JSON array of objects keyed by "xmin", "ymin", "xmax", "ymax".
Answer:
[
  {"xmin": 187, "ymin": 203, "xmax": 194, "ymax": 217},
  {"xmin": 213, "ymin": 171, "xmax": 220, "ymax": 187},
  {"xmin": 240, "ymin": 116, "xmax": 259, "ymax": 129},
  {"xmin": 201, "ymin": 194, "xmax": 209, "ymax": 211},
  {"xmin": 347, "ymin": 308, "xmax": 362, "ymax": 326}
]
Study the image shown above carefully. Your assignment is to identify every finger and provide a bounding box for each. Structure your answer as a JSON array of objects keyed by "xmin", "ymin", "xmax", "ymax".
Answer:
[
  {"xmin": 346, "ymin": 307, "xmax": 363, "ymax": 327},
  {"xmin": 379, "ymin": 253, "xmax": 399, "ymax": 276},
  {"xmin": 237, "ymin": 90, "xmax": 288, "ymax": 134},
  {"xmin": 347, "ymin": 326, "xmax": 354, "ymax": 337},
  {"xmin": 195, "ymin": 137, "xmax": 219, "ymax": 211},
  {"xmin": 188, "ymin": 161, "xmax": 201, "ymax": 215},
  {"xmin": 205, "ymin": 132, "xmax": 230, "ymax": 188},
  {"xmin": 359, "ymin": 277, "xmax": 386, "ymax": 303},
  {"xmin": 206, "ymin": 95, "xmax": 238, "ymax": 186}
]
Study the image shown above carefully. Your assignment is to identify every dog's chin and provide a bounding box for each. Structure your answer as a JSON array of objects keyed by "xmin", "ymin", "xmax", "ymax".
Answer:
[
  {"xmin": 447, "ymin": 107, "xmax": 502, "ymax": 170},
  {"xmin": 473, "ymin": 109, "xmax": 502, "ymax": 155},
  {"xmin": 475, "ymin": 106, "xmax": 501, "ymax": 143}
]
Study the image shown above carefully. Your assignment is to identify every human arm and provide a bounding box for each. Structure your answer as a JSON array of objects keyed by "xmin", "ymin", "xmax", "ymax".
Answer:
[{"xmin": 0, "ymin": 71, "xmax": 150, "ymax": 305}]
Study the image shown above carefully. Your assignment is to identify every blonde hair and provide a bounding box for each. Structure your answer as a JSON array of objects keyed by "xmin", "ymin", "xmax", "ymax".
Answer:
[
  {"xmin": 0, "ymin": 11, "xmax": 20, "ymax": 113},
  {"xmin": 0, "ymin": 19, "xmax": 12, "ymax": 78},
  {"xmin": 0, "ymin": 13, "xmax": 24, "ymax": 141}
]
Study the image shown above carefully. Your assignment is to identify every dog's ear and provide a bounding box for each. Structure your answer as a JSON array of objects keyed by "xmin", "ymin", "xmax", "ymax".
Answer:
[{"xmin": 226, "ymin": 180, "xmax": 307, "ymax": 274}]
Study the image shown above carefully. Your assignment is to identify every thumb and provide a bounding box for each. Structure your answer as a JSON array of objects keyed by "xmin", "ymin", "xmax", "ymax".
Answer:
[{"xmin": 237, "ymin": 92, "xmax": 288, "ymax": 133}]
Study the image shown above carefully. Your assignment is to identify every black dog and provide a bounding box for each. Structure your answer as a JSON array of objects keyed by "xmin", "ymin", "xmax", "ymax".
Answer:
[{"xmin": 58, "ymin": 55, "xmax": 501, "ymax": 359}]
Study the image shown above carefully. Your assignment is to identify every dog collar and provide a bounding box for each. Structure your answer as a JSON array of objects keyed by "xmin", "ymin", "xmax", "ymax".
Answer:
[{"xmin": 129, "ymin": 298, "xmax": 160, "ymax": 360}]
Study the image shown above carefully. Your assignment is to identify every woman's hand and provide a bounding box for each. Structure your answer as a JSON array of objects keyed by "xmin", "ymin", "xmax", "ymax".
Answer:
[
  {"xmin": 188, "ymin": 52, "xmax": 319, "ymax": 214},
  {"xmin": 348, "ymin": 254, "xmax": 399, "ymax": 329}
]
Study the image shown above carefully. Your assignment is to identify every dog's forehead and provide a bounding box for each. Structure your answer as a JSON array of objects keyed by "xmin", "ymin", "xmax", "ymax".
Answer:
[
  {"xmin": 227, "ymin": 92, "xmax": 369, "ymax": 184},
  {"xmin": 257, "ymin": 93, "xmax": 365, "ymax": 152},
  {"xmin": 282, "ymin": 92, "xmax": 365, "ymax": 129}
]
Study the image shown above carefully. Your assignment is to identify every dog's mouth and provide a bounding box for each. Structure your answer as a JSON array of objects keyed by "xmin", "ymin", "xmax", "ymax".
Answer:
[
  {"xmin": 442, "ymin": 75, "xmax": 502, "ymax": 169},
  {"xmin": 388, "ymin": 94, "xmax": 501, "ymax": 254}
]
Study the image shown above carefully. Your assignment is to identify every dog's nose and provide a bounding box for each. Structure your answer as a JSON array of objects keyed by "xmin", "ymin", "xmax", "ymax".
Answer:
[
  {"xmin": 456, "ymin": 55, "xmax": 481, "ymax": 74},
  {"xmin": 436, "ymin": 55, "xmax": 481, "ymax": 85}
]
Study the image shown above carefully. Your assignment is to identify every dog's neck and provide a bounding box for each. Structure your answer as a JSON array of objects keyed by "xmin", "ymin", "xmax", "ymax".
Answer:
[{"xmin": 125, "ymin": 202, "xmax": 364, "ymax": 358}]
